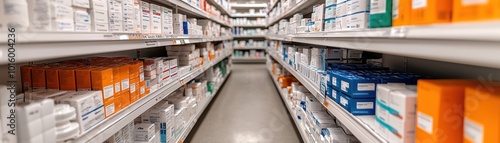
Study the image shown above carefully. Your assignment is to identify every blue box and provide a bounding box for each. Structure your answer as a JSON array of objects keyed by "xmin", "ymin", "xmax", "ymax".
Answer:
[
  {"xmin": 338, "ymin": 92, "xmax": 375, "ymax": 115},
  {"xmin": 326, "ymin": 86, "xmax": 339, "ymax": 103},
  {"xmin": 336, "ymin": 73, "xmax": 379, "ymax": 98},
  {"xmin": 183, "ymin": 22, "xmax": 189, "ymax": 35}
]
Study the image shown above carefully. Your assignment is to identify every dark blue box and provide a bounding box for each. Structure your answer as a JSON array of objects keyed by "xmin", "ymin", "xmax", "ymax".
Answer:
[{"xmin": 338, "ymin": 92, "xmax": 375, "ymax": 115}]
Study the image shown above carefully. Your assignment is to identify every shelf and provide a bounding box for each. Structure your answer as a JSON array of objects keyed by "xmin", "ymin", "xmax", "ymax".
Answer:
[
  {"xmin": 266, "ymin": 21, "xmax": 500, "ymax": 69},
  {"xmin": 268, "ymin": 0, "xmax": 280, "ymax": 14},
  {"xmin": 231, "ymin": 3, "xmax": 268, "ymax": 8},
  {"xmin": 206, "ymin": 0, "xmax": 231, "ymax": 15},
  {"xmin": 268, "ymin": 52, "xmax": 388, "ymax": 143},
  {"xmin": 155, "ymin": 0, "xmax": 232, "ymax": 27},
  {"xmin": 0, "ymin": 33, "xmax": 232, "ymax": 65},
  {"xmin": 268, "ymin": 68, "xmax": 311, "ymax": 143},
  {"xmin": 234, "ymin": 35, "xmax": 267, "ymax": 38},
  {"xmin": 267, "ymin": 0, "xmax": 319, "ymax": 26},
  {"xmin": 176, "ymin": 70, "xmax": 231, "ymax": 143},
  {"xmin": 234, "ymin": 47, "xmax": 267, "ymax": 50},
  {"xmin": 232, "ymin": 58, "xmax": 266, "ymax": 63},
  {"xmin": 71, "ymin": 53, "xmax": 232, "ymax": 143},
  {"xmin": 233, "ymin": 24, "xmax": 268, "ymax": 28},
  {"xmin": 231, "ymin": 13, "xmax": 267, "ymax": 18}
]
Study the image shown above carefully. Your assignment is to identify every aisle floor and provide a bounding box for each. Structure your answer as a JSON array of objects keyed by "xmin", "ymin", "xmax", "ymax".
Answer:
[{"xmin": 186, "ymin": 64, "xmax": 302, "ymax": 143}]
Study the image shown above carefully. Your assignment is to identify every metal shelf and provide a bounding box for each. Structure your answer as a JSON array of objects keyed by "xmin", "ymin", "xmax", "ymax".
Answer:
[
  {"xmin": 206, "ymin": 0, "xmax": 231, "ymax": 15},
  {"xmin": 268, "ymin": 68, "xmax": 311, "ymax": 143},
  {"xmin": 234, "ymin": 47, "xmax": 267, "ymax": 50},
  {"xmin": 175, "ymin": 70, "xmax": 231, "ymax": 143},
  {"xmin": 234, "ymin": 35, "xmax": 267, "ymax": 38},
  {"xmin": 231, "ymin": 13, "xmax": 267, "ymax": 18},
  {"xmin": 232, "ymin": 58, "xmax": 266, "ymax": 63},
  {"xmin": 231, "ymin": 3, "xmax": 268, "ymax": 8},
  {"xmin": 0, "ymin": 33, "xmax": 232, "ymax": 65},
  {"xmin": 155, "ymin": 0, "xmax": 232, "ymax": 27},
  {"xmin": 71, "ymin": 53, "xmax": 232, "ymax": 143},
  {"xmin": 268, "ymin": 52, "xmax": 388, "ymax": 143},
  {"xmin": 267, "ymin": 0, "xmax": 280, "ymax": 14},
  {"xmin": 267, "ymin": 21, "xmax": 500, "ymax": 69},
  {"xmin": 233, "ymin": 24, "xmax": 268, "ymax": 28},
  {"xmin": 267, "ymin": 0, "xmax": 319, "ymax": 26}
]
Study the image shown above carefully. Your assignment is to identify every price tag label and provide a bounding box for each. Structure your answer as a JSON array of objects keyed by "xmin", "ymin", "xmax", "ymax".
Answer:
[
  {"xmin": 181, "ymin": 81, "xmax": 185, "ymax": 85},
  {"xmin": 324, "ymin": 101, "xmax": 329, "ymax": 108},
  {"xmin": 118, "ymin": 35, "xmax": 129, "ymax": 40},
  {"xmin": 145, "ymin": 41, "xmax": 159, "ymax": 46},
  {"xmin": 290, "ymin": 37, "xmax": 295, "ymax": 42},
  {"xmin": 174, "ymin": 40, "xmax": 182, "ymax": 44},
  {"xmin": 184, "ymin": 39, "xmax": 190, "ymax": 43}
]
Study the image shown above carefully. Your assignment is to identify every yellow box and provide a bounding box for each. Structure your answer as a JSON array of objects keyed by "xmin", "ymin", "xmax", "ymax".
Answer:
[
  {"xmin": 464, "ymin": 86, "xmax": 500, "ymax": 143},
  {"xmin": 393, "ymin": 0, "xmax": 412, "ymax": 26},
  {"xmin": 453, "ymin": 0, "xmax": 500, "ymax": 22},
  {"xmin": 416, "ymin": 79, "xmax": 480, "ymax": 143},
  {"xmin": 91, "ymin": 67, "xmax": 115, "ymax": 102},
  {"xmin": 411, "ymin": 0, "xmax": 453, "ymax": 25}
]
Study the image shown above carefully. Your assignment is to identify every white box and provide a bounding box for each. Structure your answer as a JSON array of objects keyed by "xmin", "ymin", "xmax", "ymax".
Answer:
[
  {"xmin": 325, "ymin": 5, "xmax": 336, "ymax": 19},
  {"xmin": 16, "ymin": 102, "xmax": 43, "ymax": 142},
  {"xmin": 52, "ymin": 19, "xmax": 75, "ymax": 31},
  {"xmin": 134, "ymin": 123, "xmax": 155, "ymax": 141},
  {"xmin": 326, "ymin": 0, "xmax": 337, "ymax": 6},
  {"xmin": 92, "ymin": 22, "xmax": 109, "ymax": 32},
  {"xmin": 140, "ymin": 1, "xmax": 151, "ymax": 33},
  {"xmin": 173, "ymin": 14, "xmax": 185, "ymax": 23},
  {"xmin": 335, "ymin": 0, "xmax": 347, "ymax": 30},
  {"xmin": 43, "ymin": 128, "xmax": 56, "ymax": 143},
  {"xmin": 313, "ymin": 4, "xmax": 325, "ymax": 21},
  {"xmin": 90, "ymin": 9, "xmax": 108, "ymax": 23},
  {"xmin": 28, "ymin": 0, "xmax": 52, "ymax": 31},
  {"xmin": 150, "ymin": 4, "xmax": 162, "ymax": 34},
  {"xmin": 90, "ymin": 0, "xmax": 108, "ymax": 10},
  {"xmin": 324, "ymin": 18, "xmax": 336, "ymax": 31},
  {"xmin": 376, "ymin": 84, "xmax": 407, "ymax": 123},
  {"xmin": 52, "ymin": 0, "xmax": 72, "ymax": 6},
  {"xmin": 51, "ymin": 4, "xmax": 74, "ymax": 19},
  {"xmin": 60, "ymin": 91, "xmax": 105, "ymax": 133},
  {"xmin": 133, "ymin": 0, "xmax": 141, "ymax": 33},
  {"xmin": 346, "ymin": 11, "xmax": 369, "ymax": 29},
  {"xmin": 73, "ymin": 0, "xmax": 90, "ymax": 8},
  {"xmin": 74, "ymin": 8, "xmax": 91, "ymax": 24},
  {"xmin": 305, "ymin": 94, "xmax": 324, "ymax": 112},
  {"xmin": 388, "ymin": 89, "xmax": 417, "ymax": 143},
  {"xmin": 347, "ymin": 0, "xmax": 370, "ymax": 14},
  {"xmin": 39, "ymin": 99, "xmax": 55, "ymax": 131}
]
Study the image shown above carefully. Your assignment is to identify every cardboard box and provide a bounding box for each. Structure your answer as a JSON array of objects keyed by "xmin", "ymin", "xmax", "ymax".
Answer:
[
  {"xmin": 338, "ymin": 92, "xmax": 375, "ymax": 115},
  {"xmin": 91, "ymin": 67, "xmax": 115, "ymax": 102},
  {"xmin": 134, "ymin": 123, "xmax": 156, "ymax": 141},
  {"xmin": 59, "ymin": 68, "xmax": 77, "ymax": 91},
  {"xmin": 59, "ymin": 91, "xmax": 105, "ymax": 133},
  {"xmin": 76, "ymin": 67, "xmax": 94, "ymax": 91},
  {"xmin": 21, "ymin": 66, "xmax": 33, "ymax": 92},
  {"xmin": 32, "ymin": 67, "xmax": 47, "ymax": 89},
  {"xmin": 411, "ymin": 0, "xmax": 453, "ymax": 25},
  {"xmin": 104, "ymin": 97, "xmax": 117, "ymax": 118},
  {"xmin": 464, "ymin": 86, "xmax": 500, "ymax": 143},
  {"xmin": 129, "ymin": 77, "xmax": 140, "ymax": 103},
  {"xmin": 392, "ymin": 0, "xmax": 412, "ymax": 26},
  {"xmin": 46, "ymin": 68, "xmax": 60, "ymax": 90},
  {"xmin": 370, "ymin": 0, "xmax": 392, "ymax": 28},
  {"xmin": 453, "ymin": 0, "xmax": 500, "ymax": 22},
  {"xmin": 388, "ymin": 89, "xmax": 417, "ymax": 143},
  {"xmin": 416, "ymin": 80, "xmax": 480, "ymax": 143}
]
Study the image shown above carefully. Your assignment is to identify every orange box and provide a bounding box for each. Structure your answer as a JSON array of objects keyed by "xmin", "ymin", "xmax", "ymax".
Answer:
[
  {"xmin": 411, "ymin": 0, "xmax": 453, "ymax": 25},
  {"xmin": 464, "ymin": 85, "xmax": 500, "ymax": 143},
  {"xmin": 416, "ymin": 79, "xmax": 481, "ymax": 143},
  {"xmin": 393, "ymin": 0, "xmax": 412, "ymax": 26},
  {"xmin": 453, "ymin": 0, "xmax": 500, "ymax": 22},
  {"xmin": 32, "ymin": 66, "xmax": 47, "ymax": 89},
  {"xmin": 91, "ymin": 67, "xmax": 115, "ymax": 102},
  {"xmin": 129, "ymin": 77, "xmax": 140, "ymax": 103},
  {"xmin": 139, "ymin": 80, "xmax": 147, "ymax": 98},
  {"xmin": 110, "ymin": 65, "xmax": 122, "ymax": 96},
  {"xmin": 75, "ymin": 67, "xmax": 94, "ymax": 91},
  {"xmin": 45, "ymin": 67, "xmax": 60, "ymax": 90},
  {"xmin": 104, "ymin": 98, "xmax": 116, "ymax": 118},
  {"xmin": 117, "ymin": 93, "xmax": 130, "ymax": 111},
  {"xmin": 128, "ymin": 61, "xmax": 143, "ymax": 78},
  {"xmin": 21, "ymin": 65, "xmax": 33, "ymax": 92},
  {"xmin": 59, "ymin": 68, "xmax": 77, "ymax": 91},
  {"xmin": 119, "ymin": 64, "xmax": 130, "ymax": 94}
]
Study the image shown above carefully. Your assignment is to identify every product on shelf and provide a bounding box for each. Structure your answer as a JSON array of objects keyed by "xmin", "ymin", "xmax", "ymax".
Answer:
[
  {"xmin": 411, "ymin": 0, "xmax": 453, "ymax": 25},
  {"xmin": 369, "ymin": 0, "xmax": 392, "ymax": 28},
  {"xmin": 464, "ymin": 85, "xmax": 500, "ymax": 143},
  {"xmin": 392, "ymin": 0, "xmax": 411, "ymax": 26}
]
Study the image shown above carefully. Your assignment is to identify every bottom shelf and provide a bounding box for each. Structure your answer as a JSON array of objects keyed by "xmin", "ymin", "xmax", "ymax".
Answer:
[
  {"xmin": 175, "ymin": 70, "xmax": 232, "ymax": 143},
  {"xmin": 267, "ymin": 68, "xmax": 311, "ymax": 143},
  {"xmin": 232, "ymin": 58, "xmax": 267, "ymax": 63}
]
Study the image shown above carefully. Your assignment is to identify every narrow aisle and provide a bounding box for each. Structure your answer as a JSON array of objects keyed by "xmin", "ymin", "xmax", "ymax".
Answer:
[{"xmin": 186, "ymin": 64, "xmax": 302, "ymax": 143}]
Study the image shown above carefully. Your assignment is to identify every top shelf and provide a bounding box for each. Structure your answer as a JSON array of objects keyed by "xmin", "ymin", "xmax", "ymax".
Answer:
[
  {"xmin": 206, "ymin": 0, "xmax": 231, "ymax": 15},
  {"xmin": 231, "ymin": 3, "xmax": 268, "ymax": 8},
  {"xmin": 268, "ymin": 0, "xmax": 280, "ymax": 14},
  {"xmin": 267, "ymin": 0, "xmax": 319, "ymax": 26},
  {"xmin": 156, "ymin": 0, "xmax": 232, "ymax": 27}
]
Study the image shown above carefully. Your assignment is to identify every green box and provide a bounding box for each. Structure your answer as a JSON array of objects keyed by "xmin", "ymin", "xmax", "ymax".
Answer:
[{"xmin": 369, "ymin": 0, "xmax": 392, "ymax": 28}]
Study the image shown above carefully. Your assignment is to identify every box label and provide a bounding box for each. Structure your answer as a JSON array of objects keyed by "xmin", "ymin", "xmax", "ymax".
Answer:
[
  {"xmin": 392, "ymin": 0, "xmax": 399, "ymax": 19},
  {"xmin": 332, "ymin": 77, "xmax": 337, "ymax": 86},
  {"xmin": 115, "ymin": 82, "xmax": 121, "ymax": 92},
  {"xmin": 130, "ymin": 83, "xmax": 136, "ymax": 93},
  {"xmin": 332, "ymin": 90, "xmax": 337, "ymax": 99},
  {"xmin": 417, "ymin": 112, "xmax": 433, "ymax": 134},
  {"xmin": 104, "ymin": 85, "xmax": 114, "ymax": 99},
  {"xmin": 356, "ymin": 102, "xmax": 374, "ymax": 109},
  {"xmin": 412, "ymin": 0, "xmax": 427, "ymax": 9},
  {"xmin": 340, "ymin": 96, "xmax": 348, "ymax": 106},
  {"xmin": 122, "ymin": 78, "xmax": 130, "ymax": 90},
  {"xmin": 358, "ymin": 83, "xmax": 375, "ymax": 91},
  {"xmin": 341, "ymin": 81, "xmax": 349, "ymax": 92},
  {"xmin": 106, "ymin": 103, "xmax": 115, "ymax": 117},
  {"xmin": 464, "ymin": 118, "xmax": 484, "ymax": 143},
  {"xmin": 462, "ymin": 0, "xmax": 487, "ymax": 5},
  {"xmin": 370, "ymin": 0, "xmax": 387, "ymax": 14}
]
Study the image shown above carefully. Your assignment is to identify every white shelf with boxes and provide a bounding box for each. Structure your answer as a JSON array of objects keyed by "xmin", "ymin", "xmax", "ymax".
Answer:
[
  {"xmin": 230, "ymin": 3, "xmax": 268, "ymax": 8},
  {"xmin": 233, "ymin": 24, "xmax": 268, "ymax": 28},
  {"xmin": 267, "ymin": 0, "xmax": 320, "ymax": 27},
  {"xmin": 156, "ymin": 0, "xmax": 233, "ymax": 28},
  {"xmin": 267, "ymin": 0, "xmax": 280, "ymax": 14},
  {"xmin": 267, "ymin": 50, "xmax": 387, "ymax": 143},
  {"xmin": 231, "ymin": 13, "xmax": 267, "ymax": 18},
  {"xmin": 206, "ymin": 0, "xmax": 231, "ymax": 15}
]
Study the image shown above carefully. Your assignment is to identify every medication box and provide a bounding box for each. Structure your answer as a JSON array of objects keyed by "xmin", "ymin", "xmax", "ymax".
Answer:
[
  {"xmin": 416, "ymin": 79, "xmax": 480, "ymax": 143},
  {"xmin": 411, "ymin": 0, "xmax": 453, "ymax": 25},
  {"xmin": 392, "ymin": 0, "xmax": 411, "ymax": 26},
  {"xmin": 134, "ymin": 123, "xmax": 156, "ymax": 141},
  {"xmin": 60, "ymin": 91, "xmax": 105, "ymax": 133},
  {"xmin": 326, "ymin": 86, "xmax": 339, "ymax": 103},
  {"xmin": 369, "ymin": 0, "xmax": 392, "ymax": 28},
  {"xmin": 464, "ymin": 86, "xmax": 500, "ymax": 143},
  {"xmin": 338, "ymin": 92, "xmax": 375, "ymax": 115},
  {"xmin": 453, "ymin": 0, "xmax": 500, "ymax": 22},
  {"xmin": 388, "ymin": 89, "xmax": 417, "ymax": 143}
]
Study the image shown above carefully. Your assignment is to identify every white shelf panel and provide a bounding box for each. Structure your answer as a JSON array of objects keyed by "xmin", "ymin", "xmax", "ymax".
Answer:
[
  {"xmin": 234, "ymin": 35, "xmax": 267, "ymax": 38},
  {"xmin": 267, "ymin": 0, "xmax": 318, "ymax": 26},
  {"xmin": 231, "ymin": 13, "xmax": 267, "ymax": 18},
  {"xmin": 268, "ymin": 68, "xmax": 311, "ymax": 143},
  {"xmin": 268, "ymin": 0, "xmax": 280, "ymax": 14},
  {"xmin": 175, "ymin": 70, "xmax": 231, "ymax": 143},
  {"xmin": 231, "ymin": 3, "xmax": 268, "ymax": 8},
  {"xmin": 268, "ymin": 52, "xmax": 388, "ymax": 143},
  {"xmin": 0, "ymin": 33, "xmax": 232, "ymax": 65},
  {"xmin": 206, "ymin": 0, "xmax": 231, "ymax": 15},
  {"xmin": 232, "ymin": 58, "xmax": 266, "ymax": 63},
  {"xmin": 71, "ymin": 53, "xmax": 232, "ymax": 143},
  {"xmin": 234, "ymin": 47, "xmax": 267, "ymax": 50},
  {"xmin": 155, "ymin": 0, "xmax": 232, "ymax": 27},
  {"xmin": 266, "ymin": 21, "xmax": 500, "ymax": 69},
  {"xmin": 233, "ymin": 24, "xmax": 268, "ymax": 28}
]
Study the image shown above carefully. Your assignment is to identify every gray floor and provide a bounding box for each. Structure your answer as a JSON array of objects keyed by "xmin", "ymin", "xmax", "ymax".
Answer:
[{"xmin": 186, "ymin": 64, "xmax": 302, "ymax": 143}]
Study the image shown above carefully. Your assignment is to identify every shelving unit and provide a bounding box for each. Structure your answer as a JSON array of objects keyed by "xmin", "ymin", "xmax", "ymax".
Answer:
[
  {"xmin": 268, "ymin": 67, "xmax": 310, "ymax": 143},
  {"xmin": 206, "ymin": 0, "xmax": 231, "ymax": 15},
  {"xmin": 72, "ymin": 53, "xmax": 233, "ymax": 143},
  {"xmin": 268, "ymin": 51, "xmax": 388, "ymax": 143},
  {"xmin": 267, "ymin": 0, "xmax": 280, "ymax": 14},
  {"xmin": 155, "ymin": 0, "xmax": 232, "ymax": 27},
  {"xmin": 231, "ymin": 3, "xmax": 268, "ymax": 8},
  {"xmin": 267, "ymin": 0, "xmax": 320, "ymax": 26},
  {"xmin": 231, "ymin": 13, "xmax": 267, "ymax": 18},
  {"xmin": 175, "ymin": 70, "xmax": 232, "ymax": 143}
]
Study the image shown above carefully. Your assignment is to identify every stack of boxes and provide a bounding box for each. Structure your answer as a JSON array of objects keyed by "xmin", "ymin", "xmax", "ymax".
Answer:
[
  {"xmin": 134, "ymin": 123, "xmax": 157, "ymax": 143},
  {"xmin": 16, "ymin": 99, "xmax": 57, "ymax": 143},
  {"xmin": 346, "ymin": 0, "xmax": 370, "ymax": 30},
  {"xmin": 140, "ymin": 1, "xmax": 151, "ymax": 33},
  {"xmin": 141, "ymin": 101, "xmax": 175, "ymax": 143},
  {"xmin": 288, "ymin": 14, "xmax": 303, "ymax": 34},
  {"xmin": 52, "ymin": 0, "xmax": 75, "ymax": 31},
  {"xmin": 173, "ymin": 14, "xmax": 186, "ymax": 35},
  {"xmin": 150, "ymin": 4, "xmax": 162, "ymax": 34},
  {"xmin": 166, "ymin": 44, "xmax": 203, "ymax": 69},
  {"xmin": 108, "ymin": 0, "xmax": 123, "ymax": 32},
  {"xmin": 122, "ymin": 0, "xmax": 136, "ymax": 33},
  {"xmin": 73, "ymin": 0, "xmax": 91, "ymax": 32},
  {"xmin": 90, "ymin": 0, "xmax": 109, "ymax": 32},
  {"xmin": 324, "ymin": 0, "xmax": 336, "ymax": 31},
  {"xmin": 312, "ymin": 4, "xmax": 325, "ymax": 32},
  {"xmin": 162, "ymin": 7, "xmax": 173, "ymax": 34}
]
